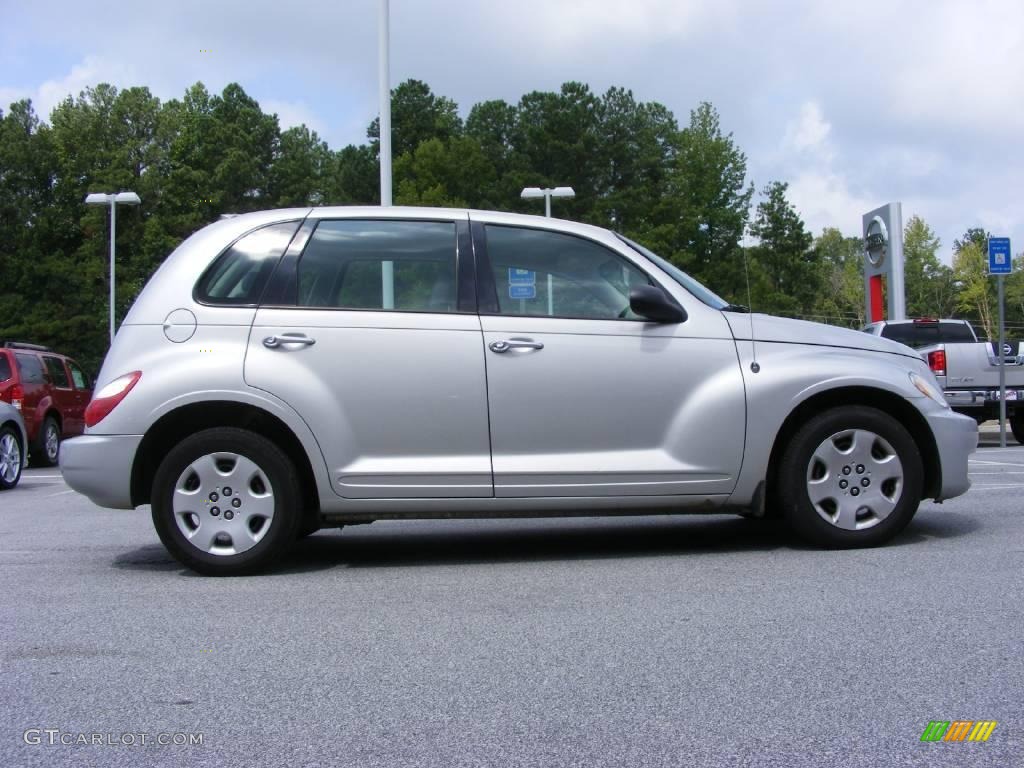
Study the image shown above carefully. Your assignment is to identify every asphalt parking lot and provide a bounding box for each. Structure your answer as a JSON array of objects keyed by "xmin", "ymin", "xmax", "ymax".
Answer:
[{"xmin": 1, "ymin": 444, "xmax": 1022, "ymax": 768}]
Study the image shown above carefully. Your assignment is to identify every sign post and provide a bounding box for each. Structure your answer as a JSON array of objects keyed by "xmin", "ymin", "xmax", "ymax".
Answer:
[
  {"xmin": 862, "ymin": 203, "xmax": 906, "ymax": 323},
  {"xmin": 988, "ymin": 237, "xmax": 1012, "ymax": 447}
]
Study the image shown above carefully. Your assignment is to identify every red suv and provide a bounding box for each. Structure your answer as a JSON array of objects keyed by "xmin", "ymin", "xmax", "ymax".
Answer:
[{"xmin": 0, "ymin": 342, "xmax": 92, "ymax": 466}]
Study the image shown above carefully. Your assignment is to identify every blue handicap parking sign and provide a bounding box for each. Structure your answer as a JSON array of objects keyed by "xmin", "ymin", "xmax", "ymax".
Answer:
[
  {"xmin": 989, "ymin": 237, "xmax": 1011, "ymax": 275},
  {"xmin": 509, "ymin": 284, "xmax": 536, "ymax": 300},
  {"xmin": 508, "ymin": 267, "xmax": 536, "ymax": 285}
]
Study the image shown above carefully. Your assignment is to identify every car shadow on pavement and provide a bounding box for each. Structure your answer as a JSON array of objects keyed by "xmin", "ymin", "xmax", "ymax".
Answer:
[
  {"xmin": 274, "ymin": 510, "xmax": 980, "ymax": 573},
  {"xmin": 111, "ymin": 511, "xmax": 980, "ymax": 575}
]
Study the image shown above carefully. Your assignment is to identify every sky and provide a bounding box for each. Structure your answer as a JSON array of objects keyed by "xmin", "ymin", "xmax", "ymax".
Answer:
[{"xmin": 1, "ymin": 0, "xmax": 1021, "ymax": 262}]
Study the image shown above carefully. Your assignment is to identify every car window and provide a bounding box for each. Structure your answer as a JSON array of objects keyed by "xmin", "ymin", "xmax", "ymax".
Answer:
[
  {"xmin": 879, "ymin": 324, "xmax": 919, "ymax": 345},
  {"xmin": 485, "ymin": 225, "xmax": 651, "ymax": 319},
  {"xmin": 881, "ymin": 322, "xmax": 974, "ymax": 348},
  {"xmin": 196, "ymin": 221, "xmax": 300, "ymax": 305},
  {"xmin": 15, "ymin": 353, "xmax": 45, "ymax": 384},
  {"xmin": 43, "ymin": 356, "xmax": 70, "ymax": 387},
  {"xmin": 0, "ymin": 355, "xmax": 10, "ymax": 382},
  {"xmin": 68, "ymin": 361, "xmax": 88, "ymax": 389},
  {"xmin": 938, "ymin": 322, "xmax": 975, "ymax": 343},
  {"xmin": 296, "ymin": 220, "xmax": 457, "ymax": 312}
]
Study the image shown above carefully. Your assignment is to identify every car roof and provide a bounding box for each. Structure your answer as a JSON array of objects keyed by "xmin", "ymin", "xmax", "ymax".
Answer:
[{"xmin": 222, "ymin": 205, "xmax": 621, "ymax": 245}]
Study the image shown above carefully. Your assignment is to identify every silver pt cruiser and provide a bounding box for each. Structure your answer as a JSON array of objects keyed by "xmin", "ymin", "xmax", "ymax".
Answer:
[{"xmin": 61, "ymin": 207, "xmax": 977, "ymax": 575}]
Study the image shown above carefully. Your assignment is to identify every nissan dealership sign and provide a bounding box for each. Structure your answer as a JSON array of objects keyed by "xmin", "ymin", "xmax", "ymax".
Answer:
[{"xmin": 862, "ymin": 203, "xmax": 905, "ymax": 322}]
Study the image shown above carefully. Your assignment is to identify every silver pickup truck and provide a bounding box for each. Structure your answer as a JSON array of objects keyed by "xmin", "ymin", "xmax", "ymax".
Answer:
[{"xmin": 863, "ymin": 318, "xmax": 1024, "ymax": 436}]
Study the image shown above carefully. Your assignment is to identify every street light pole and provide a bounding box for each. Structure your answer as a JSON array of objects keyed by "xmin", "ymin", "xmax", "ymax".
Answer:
[
  {"xmin": 378, "ymin": 0, "xmax": 395, "ymax": 309},
  {"xmin": 109, "ymin": 200, "xmax": 117, "ymax": 343},
  {"xmin": 85, "ymin": 192, "xmax": 141, "ymax": 345},
  {"xmin": 378, "ymin": 0, "xmax": 392, "ymax": 207},
  {"xmin": 521, "ymin": 186, "xmax": 575, "ymax": 218}
]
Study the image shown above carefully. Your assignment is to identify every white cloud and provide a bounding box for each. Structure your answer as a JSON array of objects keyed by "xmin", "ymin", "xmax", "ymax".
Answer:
[
  {"xmin": 262, "ymin": 99, "xmax": 327, "ymax": 138},
  {"xmin": 1, "ymin": 55, "xmax": 137, "ymax": 119},
  {"xmin": 785, "ymin": 102, "xmax": 831, "ymax": 155},
  {"xmin": 2, "ymin": 0, "xmax": 1022, "ymax": 255},
  {"xmin": 482, "ymin": 0, "xmax": 739, "ymax": 50}
]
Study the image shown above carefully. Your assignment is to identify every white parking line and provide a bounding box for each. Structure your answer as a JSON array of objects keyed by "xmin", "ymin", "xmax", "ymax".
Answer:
[
  {"xmin": 968, "ymin": 459, "xmax": 1024, "ymax": 467},
  {"xmin": 968, "ymin": 484, "xmax": 1024, "ymax": 491},
  {"xmin": 46, "ymin": 489, "xmax": 77, "ymax": 497}
]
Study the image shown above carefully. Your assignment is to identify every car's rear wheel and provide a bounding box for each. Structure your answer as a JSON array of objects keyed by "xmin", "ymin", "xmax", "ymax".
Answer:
[
  {"xmin": 0, "ymin": 426, "xmax": 23, "ymax": 490},
  {"xmin": 151, "ymin": 428, "xmax": 301, "ymax": 575},
  {"xmin": 32, "ymin": 416, "xmax": 60, "ymax": 467},
  {"xmin": 778, "ymin": 406, "xmax": 923, "ymax": 548},
  {"xmin": 1009, "ymin": 414, "xmax": 1024, "ymax": 445}
]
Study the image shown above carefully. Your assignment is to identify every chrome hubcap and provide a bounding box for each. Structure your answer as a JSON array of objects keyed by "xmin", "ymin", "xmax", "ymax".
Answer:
[
  {"xmin": 172, "ymin": 452, "xmax": 275, "ymax": 556},
  {"xmin": 45, "ymin": 424, "xmax": 59, "ymax": 461},
  {"xmin": 0, "ymin": 433, "xmax": 20, "ymax": 483},
  {"xmin": 806, "ymin": 429, "xmax": 903, "ymax": 531}
]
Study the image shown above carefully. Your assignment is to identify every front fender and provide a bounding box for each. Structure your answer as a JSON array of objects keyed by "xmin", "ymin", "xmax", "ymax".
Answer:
[{"xmin": 730, "ymin": 342, "xmax": 929, "ymax": 505}]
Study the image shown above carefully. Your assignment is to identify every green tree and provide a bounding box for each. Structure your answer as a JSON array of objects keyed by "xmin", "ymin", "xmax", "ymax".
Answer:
[
  {"xmin": 748, "ymin": 181, "xmax": 816, "ymax": 314},
  {"xmin": 659, "ymin": 102, "xmax": 753, "ymax": 298},
  {"xmin": 903, "ymin": 215, "xmax": 956, "ymax": 318},
  {"xmin": 954, "ymin": 241, "xmax": 995, "ymax": 339},
  {"xmin": 368, "ymin": 79, "xmax": 462, "ymax": 158},
  {"xmin": 590, "ymin": 87, "xmax": 676, "ymax": 234},
  {"xmin": 811, "ymin": 227, "xmax": 864, "ymax": 327},
  {"xmin": 328, "ymin": 144, "xmax": 379, "ymax": 204},
  {"xmin": 393, "ymin": 136, "xmax": 496, "ymax": 208},
  {"xmin": 269, "ymin": 125, "xmax": 332, "ymax": 206}
]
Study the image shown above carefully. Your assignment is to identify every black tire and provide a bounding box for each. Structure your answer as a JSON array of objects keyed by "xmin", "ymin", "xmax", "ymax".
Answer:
[
  {"xmin": 297, "ymin": 516, "xmax": 322, "ymax": 539},
  {"xmin": 151, "ymin": 428, "xmax": 302, "ymax": 576},
  {"xmin": 1010, "ymin": 415, "xmax": 1024, "ymax": 445},
  {"xmin": 778, "ymin": 406, "xmax": 923, "ymax": 548},
  {"xmin": 0, "ymin": 425, "xmax": 23, "ymax": 490},
  {"xmin": 32, "ymin": 416, "xmax": 60, "ymax": 467}
]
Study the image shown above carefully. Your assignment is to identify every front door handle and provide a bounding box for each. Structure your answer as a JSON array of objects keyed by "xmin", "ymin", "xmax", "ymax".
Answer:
[
  {"xmin": 263, "ymin": 333, "xmax": 316, "ymax": 349},
  {"xmin": 489, "ymin": 339, "xmax": 544, "ymax": 353}
]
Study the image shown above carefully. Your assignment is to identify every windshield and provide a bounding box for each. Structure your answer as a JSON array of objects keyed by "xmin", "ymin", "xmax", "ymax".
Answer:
[{"xmin": 616, "ymin": 234, "xmax": 729, "ymax": 310}]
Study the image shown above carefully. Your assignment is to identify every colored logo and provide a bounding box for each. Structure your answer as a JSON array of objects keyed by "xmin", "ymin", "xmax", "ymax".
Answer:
[{"xmin": 920, "ymin": 720, "xmax": 997, "ymax": 742}]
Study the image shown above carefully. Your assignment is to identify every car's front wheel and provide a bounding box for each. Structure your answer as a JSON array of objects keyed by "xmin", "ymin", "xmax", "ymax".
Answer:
[
  {"xmin": 778, "ymin": 406, "xmax": 923, "ymax": 548},
  {"xmin": 0, "ymin": 426, "xmax": 23, "ymax": 490},
  {"xmin": 151, "ymin": 428, "xmax": 301, "ymax": 575}
]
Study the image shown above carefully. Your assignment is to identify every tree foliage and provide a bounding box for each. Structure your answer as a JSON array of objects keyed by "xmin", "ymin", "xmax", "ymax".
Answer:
[{"xmin": 0, "ymin": 77, "xmax": 1013, "ymax": 373}]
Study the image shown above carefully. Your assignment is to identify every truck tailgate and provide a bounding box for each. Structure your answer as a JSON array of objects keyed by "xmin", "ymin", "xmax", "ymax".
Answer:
[{"xmin": 945, "ymin": 342, "xmax": 1024, "ymax": 388}]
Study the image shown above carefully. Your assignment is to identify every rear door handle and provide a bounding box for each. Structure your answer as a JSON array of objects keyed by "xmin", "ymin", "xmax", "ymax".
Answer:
[
  {"xmin": 263, "ymin": 333, "xmax": 316, "ymax": 349},
  {"xmin": 489, "ymin": 339, "xmax": 544, "ymax": 353}
]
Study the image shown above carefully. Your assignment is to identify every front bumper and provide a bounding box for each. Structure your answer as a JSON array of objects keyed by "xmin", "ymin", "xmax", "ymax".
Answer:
[
  {"xmin": 60, "ymin": 434, "xmax": 142, "ymax": 509},
  {"xmin": 925, "ymin": 408, "xmax": 978, "ymax": 500}
]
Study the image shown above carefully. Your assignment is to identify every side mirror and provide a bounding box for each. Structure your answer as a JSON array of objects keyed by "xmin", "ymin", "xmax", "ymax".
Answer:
[{"xmin": 629, "ymin": 285, "xmax": 687, "ymax": 323}]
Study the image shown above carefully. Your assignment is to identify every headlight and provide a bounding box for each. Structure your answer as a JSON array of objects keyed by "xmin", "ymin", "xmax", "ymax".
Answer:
[{"xmin": 910, "ymin": 372, "xmax": 949, "ymax": 408}]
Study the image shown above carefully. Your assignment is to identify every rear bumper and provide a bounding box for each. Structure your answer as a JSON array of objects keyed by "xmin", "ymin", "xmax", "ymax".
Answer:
[
  {"xmin": 60, "ymin": 434, "xmax": 142, "ymax": 509},
  {"xmin": 926, "ymin": 408, "xmax": 978, "ymax": 501},
  {"xmin": 945, "ymin": 389, "xmax": 1024, "ymax": 409}
]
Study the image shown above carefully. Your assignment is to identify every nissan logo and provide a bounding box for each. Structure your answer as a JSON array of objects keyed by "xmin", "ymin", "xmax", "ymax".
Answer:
[{"xmin": 864, "ymin": 216, "xmax": 888, "ymax": 267}]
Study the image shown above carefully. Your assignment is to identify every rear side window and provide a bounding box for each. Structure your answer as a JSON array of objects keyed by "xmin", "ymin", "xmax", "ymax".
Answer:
[
  {"xmin": 15, "ymin": 353, "xmax": 45, "ymax": 384},
  {"xmin": 296, "ymin": 220, "xmax": 457, "ymax": 312},
  {"xmin": 195, "ymin": 221, "xmax": 300, "ymax": 305},
  {"xmin": 43, "ymin": 357, "xmax": 70, "ymax": 387},
  {"xmin": 0, "ymin": 355, "xmax": 10, "ymax": 382},
  {"xmin": 68, "ymin": 361, "xmax": 88, "ymax": 389}
]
